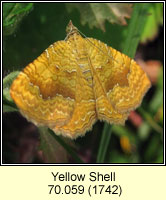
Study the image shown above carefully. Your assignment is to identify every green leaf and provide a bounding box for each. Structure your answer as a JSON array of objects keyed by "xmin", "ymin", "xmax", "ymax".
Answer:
[
  {"xmin": 96, "ymin": 123, "xmax": 112, "ymax": 163},
  {"xmin": 3, "ymin": 71, "xmax": 20, "ymax": 112},
  {"xmin": 3, "ymin": 3, "xmax": 33, "ymax": 36},
  {"xmin": 123, "ymin": 3, "xmax": 150, "ymax": 58},
  {"xmin": 140, "ymin": 3, "xmax": 163, "ymax": 43},
  {"xmin": 3, "ymin": 104, "xmax": 18, "ymax": 112}
]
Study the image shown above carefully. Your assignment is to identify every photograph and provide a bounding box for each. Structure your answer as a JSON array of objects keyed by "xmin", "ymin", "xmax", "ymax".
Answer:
[{"xmin": 2, "ymin": 2, "xmax": 164, "ymax": 164}]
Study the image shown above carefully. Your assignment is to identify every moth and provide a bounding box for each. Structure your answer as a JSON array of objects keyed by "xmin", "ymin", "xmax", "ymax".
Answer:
[{"xmin": 10, "ymin": 21, "xmax": 151, "ymax": 138}]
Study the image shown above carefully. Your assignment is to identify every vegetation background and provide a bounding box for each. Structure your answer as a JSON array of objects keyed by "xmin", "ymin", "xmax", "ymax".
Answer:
[{"xmin": 3, "ymin": 3, "xmax": 163, "ymax": 163}]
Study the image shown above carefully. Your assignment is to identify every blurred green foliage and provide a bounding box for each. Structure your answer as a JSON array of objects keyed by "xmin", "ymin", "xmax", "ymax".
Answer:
[
  {"xmin": 140, "ymin": 3, "xmax": 163, "ymax": 43},
  {"xmin": 3, "ymin": 3, "xmax": 33, "ymax": 36},
  {"xmin": 3, "ymin": 3, "xmax": 163, "ymax": 164}
]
